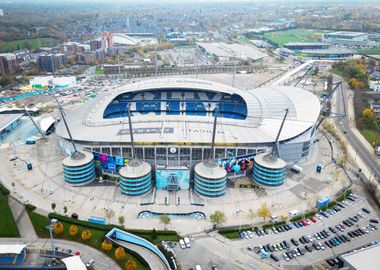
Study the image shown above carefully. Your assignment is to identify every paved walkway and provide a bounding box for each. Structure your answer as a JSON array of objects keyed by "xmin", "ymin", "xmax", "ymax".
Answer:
[{"xmin": 8, "ymin": 196, "xmax": 38, "ymax": 239}]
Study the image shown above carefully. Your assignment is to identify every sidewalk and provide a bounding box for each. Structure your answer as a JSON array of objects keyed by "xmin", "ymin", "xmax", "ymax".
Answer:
[{"xmin": 8, "ymin": 195, "xmax": 38, "ymax": 239}]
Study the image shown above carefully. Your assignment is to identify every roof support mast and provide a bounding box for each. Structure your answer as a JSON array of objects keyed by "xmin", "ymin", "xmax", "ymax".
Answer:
[
  {"xmin": 53, "ymin": 95, "xmax": 79, "ymax": 156},
  {"xmin": 24, "ymin": 108, "xmax": 47, "ymax": 142},
  {"xmin": 127, "ymin": 104, "xmax": 135, "ymax": 158},
  {"xmin": 210, "ymin": 105, "xmax": 219, "ymax": 160},
  {"xmin": 272, "ymin": 108, "xmax": 289, "ymax": 157}
]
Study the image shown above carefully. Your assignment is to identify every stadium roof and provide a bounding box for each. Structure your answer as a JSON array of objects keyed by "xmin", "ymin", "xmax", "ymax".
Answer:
[
  {"xmin": 57, "ymin": 78, "xmax": 320, "ymax": 145},
  {"xmin": 326, "ymin": 31, "xmax": 368, "ymax": 37},
  {"xmin": 0, "ymin": 244, "xmax": 26, "ymax": 254}
]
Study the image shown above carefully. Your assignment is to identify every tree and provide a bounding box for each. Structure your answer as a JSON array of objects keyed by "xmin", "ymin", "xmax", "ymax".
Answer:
[
  {"xmin": 118, "ymin": 216, "xmax": 125, "ymax": 227},
  {"xmin": 257, "ymin": 203, "xmax": 271, "ymax": 223},
  {"xmin": 160, "ymin": 214, "xmax": 171, "ymax": 230},
  {"xmin": 125, "ymin": 259, "xmax": 137, "ymax": 270},
  {"xmin": 114, "ymin": 246, "xmax": 126, "ymax": 260},
  {"xmin": 247, "ymin": 209, "xmax": 256, "ymax": 226},
  {"xmin": 0, "ymin": 75, "xmax": 15, "ymax": 86},
  {"xmin": 151, "ymin": 228, "xmax": 157, "ymax": 240},
  {"xmin": 53, "ymin": 222, "xmax": 64, "ymax": 234},
  {"xmin": 81, "ymin": 229, "xmax": 92, "ymax": 241},
  {"xmin": 101, "ymin": 240, "xmax": 113, "ymax": 251},
  {"xmin": 209, "ymin": 210, "xmax": 227, "ymax": 227},
  {"xmin": 51, "ymin": 203, "xmax": 56, "ymax": 212},
  {"xmin": 69, "ymin": 225, "xmax": 78, "ymax": 236},
  {"xmin": 327, "ymin": 75, "xmax": 333, "ymax": 92},
  {"xmin": 63, "ymin": 206, "xmax": 68, "ymax": 215}
]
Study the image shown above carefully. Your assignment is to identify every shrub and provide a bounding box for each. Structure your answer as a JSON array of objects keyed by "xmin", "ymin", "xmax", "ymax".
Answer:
[
  {"xmin": 53, "ymin": 222, "xmax": 64, "ymax": 234},
  {"xmin": 69, "ymin": 225, "xmax": 78, "ymax": 236},
  {"xmin": 0, "ymin": 184, "xmax": 9, "ymax": 195},
  {"xmin": 81, "ymin": 229, "xmax": 92, "ymax": 241},
  {"xmin": 125, "ymin": 259, "xmax": 137, "ymax": 270},
  {"xmin": 101, "ymin": 240, "xmax": 113, "ymax": 251},
  {"xmin": 25, "ymin": 204, "xmax": 36, "ymax": 211},
  {"xmin": 262, "ymin": 221, "xmax": 286, "ymax": 229},
  {"xmin": 115, "ymin": 246, "xmax": 126, "ymax": 260}
]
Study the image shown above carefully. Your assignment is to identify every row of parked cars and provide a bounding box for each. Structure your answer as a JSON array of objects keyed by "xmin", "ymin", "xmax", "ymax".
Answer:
[{"xmin": 240, "ymin": 223, "xmax": 294, "ymax": 239}]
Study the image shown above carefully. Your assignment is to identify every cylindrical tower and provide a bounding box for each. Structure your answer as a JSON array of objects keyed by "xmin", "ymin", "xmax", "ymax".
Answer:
[
  {"xmin": 194, "ymin": 160, "xmax": 227, "ymax": 197},
  {"xmin": 63, "ymin": 151, "xmax": 96, "ymax": 186},
  {"xmin": 252, "ymin": 153, "xmax": 286, "ymax": 187},
  {"xmin": 119, "ymin": 159, "xmax": 152, "ymax": 196}
]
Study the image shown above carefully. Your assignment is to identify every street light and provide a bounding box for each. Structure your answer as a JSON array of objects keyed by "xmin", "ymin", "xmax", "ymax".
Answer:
[{"xmin": 48, "ymin": 218, "xmax": 58, "ymax": 259}]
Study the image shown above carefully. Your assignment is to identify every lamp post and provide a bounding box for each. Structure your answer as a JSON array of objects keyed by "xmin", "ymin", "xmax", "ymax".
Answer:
[{"xmin": 48, "ymin": 218, "xmax": 58, "ymax": 258}]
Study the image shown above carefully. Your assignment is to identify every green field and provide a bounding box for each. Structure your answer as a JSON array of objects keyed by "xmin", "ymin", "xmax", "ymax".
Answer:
[
  {"xmin": 263, "ymin": 28, "xmax": 331, "ymax": 47},
  {"xmin": 27, "ymin": 210, "xmax": 149, "ymax": 270},
  {"xmin": 0, "ymin": 38, "xmax": 58, "ymax": 52},
  {"xmin": 355, "ymin": 48, "xmax": 380, "ymax": 55},
  {"xmin": 0, "ymin": 194, "xmax": 20, "ymax": 237},
  {"xmin": 360, "ymin": 129, "xmax": 380, "ymax": 146}
]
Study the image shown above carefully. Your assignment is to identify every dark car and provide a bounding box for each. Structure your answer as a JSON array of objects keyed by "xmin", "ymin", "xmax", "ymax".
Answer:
[
  {"xmin": 326, "ymin": 259, "xmax": 336, "ymax": 266},
  {"xmin": 305, "ymin": 245, "xmax": 312, "ymax": 252},
  {"xmin": 291, "ymin": 238, "xmax": 299, "ymax": 246},
  {"xmin": 270, "ymin": 254, "xmax": 279, "ymax": 262},
  {"xmin": 370, "ymin": 218, "xmax": 379, "ymax": 224},
  {"xmin": 299, "ymin": 237, "xmax": 305, "ymax": 244},
  {"xmin": 329, "ymin": 226, "xmax": 337, "ymax": 233},
  {"xmin": 71, "ymin": 213, "xmax": 79, "ymax": 219},
  {"xmin": 325, "ymin": 241, "xmax": 332, "ymax": 248},
  {"xmin": 283, "ymin": 240, "xmax": 290, "ymax": 249},
  {"xmin": 362, "ymin": 207, "xmax": 371, "ymax": 214}
]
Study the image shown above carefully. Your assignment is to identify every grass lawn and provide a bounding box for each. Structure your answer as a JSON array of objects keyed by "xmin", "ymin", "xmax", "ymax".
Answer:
[
  {"xmin": 0, "ymin": 194, "xmax": 20, "ymax": 237},
  {"xmin": 0, "ymin": 38, "xmax": 58, "ymax": 52},
  {"xmin": 263, "ymin": 28, "xmax": 331, "ymax": 47},
  {"xmin": 175, "ymin": 44, "xmax": 196, "ymax": 49},
  {"xmin": 26, "ymin": 210, "xmax": 150, "ymax": 270},
  {"xmin": 360, "ymin": 129, "xmax": 380, "ymax": 147},
  {"xmin": 95, "ymin": 68, "xmax": 104, "ymax": 75},
  {"xmin": 355, "ymin": 48, "xmax": 380, "ymax": 55}
]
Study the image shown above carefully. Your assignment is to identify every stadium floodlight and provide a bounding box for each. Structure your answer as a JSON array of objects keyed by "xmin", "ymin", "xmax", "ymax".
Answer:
[{"xmin": 48, "ymin": 218, "xmax": 58, "ymax": 259}]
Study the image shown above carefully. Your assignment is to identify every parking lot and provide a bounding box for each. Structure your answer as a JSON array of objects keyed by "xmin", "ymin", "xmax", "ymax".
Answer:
[{"xmin": 237, "ymin": 193, "xmax": 380, "ymax": 267}]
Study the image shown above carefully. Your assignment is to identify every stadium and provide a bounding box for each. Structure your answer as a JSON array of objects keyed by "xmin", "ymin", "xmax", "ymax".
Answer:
[{"xmin": 57, "ymin": 78, "xmax": 320, "ymax": 192}]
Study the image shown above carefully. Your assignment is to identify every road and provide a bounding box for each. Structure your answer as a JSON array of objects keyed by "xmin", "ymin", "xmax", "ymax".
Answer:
[{"xmin": 334, "ymin": 78, "xmax": 380, "ymax": 181}]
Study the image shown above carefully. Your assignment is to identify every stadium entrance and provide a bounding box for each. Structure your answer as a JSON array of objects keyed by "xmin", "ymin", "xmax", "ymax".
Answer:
[{"xmin": 155, "ymin": 166, "xmax": 190, "ymax": 191}]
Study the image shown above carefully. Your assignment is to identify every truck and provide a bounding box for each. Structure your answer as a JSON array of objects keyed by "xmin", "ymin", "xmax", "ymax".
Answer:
[
  {"xmin": 289, "ymin": 210, "xmax": 299, "ymax": 217},
  {"xmin": 291, "ymin": 165, "xmax": 303, "ymax": 174},
  {"xmin": 179, "ymin": 239, "xmax": 186, "ymax": 249},
  {"xmin": 375, "ymin": 146, "xmax": 380, "ymax": 156},
  {"xmin": 316, "ymin": 196, "xmax": 331, "ymax": 208}
]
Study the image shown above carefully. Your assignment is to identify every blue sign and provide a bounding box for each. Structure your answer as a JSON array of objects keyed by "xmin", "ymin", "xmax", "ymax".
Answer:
[{"xmin": 156, "ymin": 169, "xmax": 190, "ymax": 190}]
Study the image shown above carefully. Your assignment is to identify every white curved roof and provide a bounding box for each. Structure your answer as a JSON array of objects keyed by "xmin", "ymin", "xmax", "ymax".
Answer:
[
  {"xmin": 57, "ymin": 78, "xmax": 320, "ymax": 145},
  {"xmin": 111, "ymin": 33, "xmax": 139, "ymax": 46}
]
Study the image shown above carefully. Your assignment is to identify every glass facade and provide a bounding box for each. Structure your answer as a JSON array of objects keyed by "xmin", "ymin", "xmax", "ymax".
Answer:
[
  {"xmin": 252, "ymin": 162, "xmax": 286, "ymax": 187},
  {"xmin": 120, "ymin": 172, "xmax": 152, "ymax": 196},
  {"xmin": 194, "ymin": 173, "xmax": 227, "ymax": 197},
  {"xmin": 63, "ymin": 160, "xmax": 96, "ymax": 186}
]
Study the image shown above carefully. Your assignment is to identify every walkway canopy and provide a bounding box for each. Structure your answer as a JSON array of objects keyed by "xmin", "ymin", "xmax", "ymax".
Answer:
[
  {"xmin": 0, "ymin": 244, "xmax": 27, "ymax": 254},
  {"xmin": 61, "ymin": 256, "xmax": 87, "ymax": 270}
]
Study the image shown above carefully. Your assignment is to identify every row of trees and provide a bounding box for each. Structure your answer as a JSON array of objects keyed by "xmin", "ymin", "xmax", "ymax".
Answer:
[
  {"xmin": 209, "ymin": 203, "xmax": 273, "ymax": 228},
  {"xmin": 102, "ymin": 241, "xmax": 137, "ymax": 270}
]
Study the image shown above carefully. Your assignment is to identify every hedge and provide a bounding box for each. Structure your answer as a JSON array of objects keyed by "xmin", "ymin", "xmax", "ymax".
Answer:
[
  {"xmin": 262, "ymin": 221, "xmax": 286, "ymax": 229},
  {"xmin": 337, "ymin": 189, "xmax": 352, "ymax": 202},
  {"xmin": 0, "ymin": 183, "xmax": 9, "ymax": 195},
  {"xmin": 218, "ymin": 226, "xmax": 257, "ymax": 234},
  {"xmin": 48, "ymin": 213, "xmax": 178, "ymax": 237},
  {"xmin": 25, "ymin": 204, "xmax": 36, "ymax": 211},
  {"xmin": 290, "ymin": 211, "xmax": 317, "ymax": 222}
]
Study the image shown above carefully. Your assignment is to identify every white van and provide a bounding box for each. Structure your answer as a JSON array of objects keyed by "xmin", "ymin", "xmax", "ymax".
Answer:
[
  {"xmin": 291, "ymin": 165, "xmax": 303, "ymax": 174},
  {"xmin": 179, "ymin": 239, "xmax": 186, "ymax": 249},
  {"xmin": 195, "ymin": 265, "xmax": 202, "ymax": 270},
  {"xmin": 271, "ymin": 214, "xmax": 279, "ymax": 222},
  {"xmin": 184, "ymin": 237, "xmax": 191, "ymax": 248},
  {"xmin": 289, "ymin": 209, "xmax": 299, "ymax": 217}
]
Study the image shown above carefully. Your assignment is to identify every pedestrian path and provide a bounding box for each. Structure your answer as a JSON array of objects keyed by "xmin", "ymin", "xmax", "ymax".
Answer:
[{"xmin": 8, "ymin": 196, "xmax": 38, "ymax": 239}]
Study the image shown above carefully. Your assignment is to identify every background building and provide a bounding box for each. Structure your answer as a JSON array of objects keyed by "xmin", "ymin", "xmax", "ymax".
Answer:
[{"xmin": 0, "ymin": 53, "xmax": 17, "ymax": 75}]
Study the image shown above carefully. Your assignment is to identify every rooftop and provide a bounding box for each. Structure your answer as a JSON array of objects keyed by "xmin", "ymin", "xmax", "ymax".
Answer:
[
  {"xmin": 0, "ymin": 114, "xmax": 23, "ymax": 131},
  {"xmin": 254, "ymin": 153, "xmax": 286, "ymax": 169},
  {"xmin": 341, "ymin": 243, "xmax": 380, "ymax": 270},
  {"xmin": 197, "ymin": 42, "xmax": 266, "ymax": 60},
  {"xmin": 57, "ymin": 78, "xmax": 320, "ymax": 145},
  {"xmin": 327, "ymin": 31, "xmax": 368, "ymax": 37}
]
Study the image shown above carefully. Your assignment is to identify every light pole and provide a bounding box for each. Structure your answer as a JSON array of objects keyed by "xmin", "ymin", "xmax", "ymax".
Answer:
[{"xmin": 48, "ymin": 218, "xmax": 58, "ymax": 258}]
